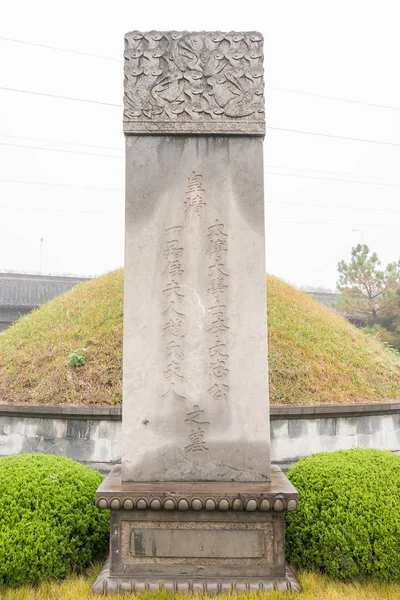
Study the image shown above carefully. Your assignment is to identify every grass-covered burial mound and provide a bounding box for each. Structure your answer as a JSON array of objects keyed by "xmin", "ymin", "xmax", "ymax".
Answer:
[
  {"xmin": 286, "ymin": 448, "xmax": 400, "ymax": 580},
  {"xmin": 0, "ymin": 454, "xmax": 109, "ymax": 587},
  {"xmin": 0, "ymin": 269, "xmax": 400, "ymax": 405}
]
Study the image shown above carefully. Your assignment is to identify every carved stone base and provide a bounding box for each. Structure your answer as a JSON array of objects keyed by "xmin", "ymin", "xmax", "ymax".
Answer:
[
  {"xmin": 92, "ymin": 555, "xmax": 301, "ymax": 594},
  {"xmin": 92, "ymin": 466, "xmax": 300, "ymax": 595}
]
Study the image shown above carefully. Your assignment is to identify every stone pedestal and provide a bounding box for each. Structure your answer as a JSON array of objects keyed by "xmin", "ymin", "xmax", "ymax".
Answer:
[
  {"xmin": 93, "ymin": 30, "xmax": 300, "ymax": 594},
  {"xmin": 93, "ymin": 465, "xmax": 300, "ymax": 594}
]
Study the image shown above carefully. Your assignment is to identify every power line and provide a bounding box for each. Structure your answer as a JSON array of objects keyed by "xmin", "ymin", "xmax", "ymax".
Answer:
[
  {"xmin": 0, "ymin": 36, "xmax": 121, "ymax": 62},
  {"xmin": 0, "ymin": 86, "xmax": 122, "ymax": 107},
  {"xmin": 1, "ymin": 132, "xmax": 400, "ymax": 163},
  {"xmin": 0, "ymin": 133, "xmax": 123, "ymax": 153},
  {"xmin": 1, "ymin": 87, "xmax": 400, "ymax": 150},
  {"xmin": 2, "ymin": 36, "xmax": 400, "ymax": 113},
  {"xmin": 1, "ymin": 201, "xmax": 397, "ymax": 224},
  {"xmin": 1, "ymin": 134, "xmax": 399, "ymax": 183},
  {"xmin": 269, "ymin": 86, "xmax": 400, "ymax": 111},
  {"xmin": 2, "ymin": 173, "xmax": 400, "ymax": 197},
  {"xmin": 266, "ymin": 171, "xmax": 400, "ymax": 189},
  {"xmin": 1, "ymin": 172, "xmax": 400, "ymax": 199},
  {"xmin": 0, "ymin": 141, "xmax": 123, "ymax": 158},
  {"xmin": 267, "ymin": 126, "xmax": 400, "ymax": 148},
  {"xmin": 3, "ymin": 175, "xmax": 400, "ymax": 197},
  {"xmin": 0, "ymin": 204, "xmax": 121, "ymax": 215},
  {"xmin": 0, "ymin": 179, "xmax": 123, "ymax": 192},
  {"xmin": 270, "ymin": 219, "xmax": 400, "ymax": 227},
  {"xmin": 2, "ymin": 178, "xmax": 400, "ymax": 216},
  {"xmin": 266, "ymin": 164, "xmax": 400, "ymax": 183},
  {"xmin": 2, "ymin": 128, "xmax": 400, "ymax": 158},
  {"xmin": 266, "ymin": 199, "xmax": 400, "ymax": 213}
]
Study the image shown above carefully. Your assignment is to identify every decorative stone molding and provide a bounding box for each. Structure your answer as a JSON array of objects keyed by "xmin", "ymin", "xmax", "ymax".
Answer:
[
  {"xmin": 96, "ymin": 494, "xmax": 298, "ymax": 512},
  {"xmin": 92, "ymin": 555, "xmax": 301, "ymax": 595},
  {"xmin": 123, "ymin": 31, "xmax": 265, "ymax": 135},
  {"xmin": 95, "ymin": 465, "xmax": 298, "ymax": 513}
]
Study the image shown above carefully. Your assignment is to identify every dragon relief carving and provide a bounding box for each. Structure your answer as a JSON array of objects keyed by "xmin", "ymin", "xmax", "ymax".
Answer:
[{"xmin": 123, "ymin": 31, "xmax": 265, "ymax": 134}]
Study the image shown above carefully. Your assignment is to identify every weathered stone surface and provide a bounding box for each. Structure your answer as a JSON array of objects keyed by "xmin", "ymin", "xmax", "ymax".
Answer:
[
  {"xmin": 92, "ymin": 554, "xmax": 301, "ymax": 595},
  {"xmin": 124, "ymin": 31, "xmax": 265, "ymax": 135},
  {"xmin": 92, "ymin": 469, "xmax": 299, "ymax": 592},
  {"xmin": 130, "ymin": 528, "xmax": 264, "ymax": 558},
  {"xmin": 95, "ymin": 465, "xmax": 298, "ymax": 511},
  {"xmin": 93, "ymin": 28, "xmax": 299, "ymax": 596},
  {"xmin": 122, "ymin": 135, "xmax": 269, "ymax": 482}
]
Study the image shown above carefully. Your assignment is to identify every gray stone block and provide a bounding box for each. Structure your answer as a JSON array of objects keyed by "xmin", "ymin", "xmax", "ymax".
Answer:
[
  {"xmin": 288, "ymin": 419, "xmax": 308, "ymax": 438},
  {"xmin": 94, "ymin": 28, "xmax": 299, "ymax": 595},
  {"xmin": 317, "ymin": 418, "xmax": 337, "ymax": 437},
  {"xmin": 66, "ymin": 419, "xmax": 90, "ymax": 439},
  {"xmin": 122, "ymin": 135, "xmax": 270, "ymax": 482},
  {"xmin": 123, "ymin": 31, "xmax": 265, "ymax": 136}
]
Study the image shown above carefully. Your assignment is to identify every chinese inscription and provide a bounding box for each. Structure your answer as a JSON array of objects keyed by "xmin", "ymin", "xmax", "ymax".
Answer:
[
  {"xmin": 207, "ymin": 220, "xmax": 229, "ymax": 401},
  {"xmin": 185, "ymin": 404, "xmax": 210, "ymax": 452},
  {"xmin": 161, "ymin": 173, "xmax": 231, "ymax": 453},
  {"xmin": 161, "ymin": 226, "xmax": 186, "ymax": 401},
  {"xmin": 184, "ymin": 171, "xmax": 206, "ymax": 219}
]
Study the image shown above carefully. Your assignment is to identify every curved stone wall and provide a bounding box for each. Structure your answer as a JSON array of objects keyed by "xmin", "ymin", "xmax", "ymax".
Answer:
[{"xmin": 0, "ymin": 403, "xmax": 399, "ymax": 471}]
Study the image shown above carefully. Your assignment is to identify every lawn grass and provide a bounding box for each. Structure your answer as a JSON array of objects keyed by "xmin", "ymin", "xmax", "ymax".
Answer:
[
  {"xmin": 2, "ymin": 565, "xmax": 400, "ymax": 600},
  {"xmin": 0, "ymin": 269, "xmax": 400, "ymax": 405}
]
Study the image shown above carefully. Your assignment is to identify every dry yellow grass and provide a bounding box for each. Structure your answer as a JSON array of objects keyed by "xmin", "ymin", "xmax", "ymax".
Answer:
[
  {"xmin": 0, "ymin": 270, "xmax": 400, "ymax": 405},
  {"xmin": 2, "ymin": 566, "xmax": 400, "ymax": 600},
  {"xmin": 0, "ymin": 270, "xmax": 123, "ymax": 405},
  {"xmin": 267, "ymin": 275, "xmax": 400, "ymax": 403}
]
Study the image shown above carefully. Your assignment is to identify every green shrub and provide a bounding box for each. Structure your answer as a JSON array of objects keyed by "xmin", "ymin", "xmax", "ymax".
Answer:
[
  {"xmin": 0, "ymin": 454, "xmax": 109, "ymax": 587},
  {"xmin": 286, "ymin": 448, "xmax": 400, "ymax": 581}
]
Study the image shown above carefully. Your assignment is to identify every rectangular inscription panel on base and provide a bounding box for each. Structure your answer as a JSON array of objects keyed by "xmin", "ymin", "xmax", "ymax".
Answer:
[{"xmin": 130, "ymin": 528, "xmax": 264, "ymax": 558}]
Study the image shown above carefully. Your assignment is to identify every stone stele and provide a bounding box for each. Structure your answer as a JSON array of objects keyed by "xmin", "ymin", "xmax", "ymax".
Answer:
[{"xmin": 93, "ymin": 30, "xmax": 300, "ymax": 594}]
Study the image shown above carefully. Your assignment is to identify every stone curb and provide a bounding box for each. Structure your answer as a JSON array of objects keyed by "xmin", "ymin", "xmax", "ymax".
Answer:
[
  {"xmin": 1, "ymin": 402, "xmax": 399, "ymax": 421},
  {"xmin": 0, "ymin": 404, "xmax": 122, "ymax": 420},
  {"xmin": 270, "ymin": 402, "xmax": 400, "ymax": 420}
]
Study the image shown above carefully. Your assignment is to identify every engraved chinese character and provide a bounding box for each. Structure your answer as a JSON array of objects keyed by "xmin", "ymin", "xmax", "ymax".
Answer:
[
  {"xmin": 209, "ymin": 277, "xmax": 228, "ymax": 301},
  {"xmin": 185, "ymin": 172, "xmax": 206, "ymax": 217},
  {"xmin": 207, "ymin": 236, "xmax": 227, "ymax": 257},
  {"xmin": 185, "ymin": 404, "xmax": 210, "ymax": 425},
  {"xmin": 185, "ymin": 427, "xmax": 209, "ymax": 452},
  {"xmin": 207, "ymin": 306, "xmax": 229, "ymax": 335},
  {"xmin": 162, "ymin": 384, "xmax": 186, "ymax": 401},
  {"xmin": 207, "ymin": 220, "xmax": 228, "ymax": 240},
  {"xmin": 162, "ymin": 301, "xmax": 185, "ymax": 317},
  {"xmin": 208, "ymin": 259, "xmax": 229, "ymax": 277},
  {"xmin": 209, "ymin": 339, "xmax": 229, "ymax": 358},
  {"xmin": 165, "ymin": 225, "xmax": 183, "ymax": 235},
  {"xmin": 185, "ymin": 193, "xmax": 206, "ymax": 216},
  {"xmin": 163, "ymin": 318, "xmax": 183, "ymax": 338},
  {"xmin": 208, "ymin": 382, "xmax": 229, "ymax": 401},
  {"xmin": 164, "ymin": 240, "xmax": 183, "ymax": 262},
  {"xmin": 162, "ymin": 280, "xmax": 184, "ymax": 302},
  {"xmin": 163, "ymin": 259, "xmax": 184, "ymax": 278},
  {"xmin": 211, "ymin": 359, "xmax": 229, "ymax": 378},
  {"xmin": 166, "ymin": 340, "xmax": 184, "ymax": 360},
  {"xmin": 187, "ymin": 171, "xmax": 204, "ymax": 193},
  {"xmin": 164, "ymin": 360, "xmax": 184, "ymax": 381}
]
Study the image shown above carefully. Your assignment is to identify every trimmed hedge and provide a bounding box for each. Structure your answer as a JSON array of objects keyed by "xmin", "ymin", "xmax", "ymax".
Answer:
[
  {"xmin": 286, "ymin": 448, "xmax": 400, "ymax": 580},
  {"xmin": 0, "ymin": 454, "xmax": 109, "ymax": 587}
]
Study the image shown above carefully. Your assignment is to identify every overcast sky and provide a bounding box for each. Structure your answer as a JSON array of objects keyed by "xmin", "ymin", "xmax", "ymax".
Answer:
[{"xmin": 1, "ymin": 0, "xmax": 399, "ymax": 289}]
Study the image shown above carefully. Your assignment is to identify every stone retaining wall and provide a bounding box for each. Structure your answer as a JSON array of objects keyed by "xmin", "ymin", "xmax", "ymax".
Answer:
[
  {"xmin": 270, "ymin": 403, "xmax": 400, "ymax": 470},
  {"xmin": 0, "ymin": 403, "xmax": 399, "ymax": 471}
]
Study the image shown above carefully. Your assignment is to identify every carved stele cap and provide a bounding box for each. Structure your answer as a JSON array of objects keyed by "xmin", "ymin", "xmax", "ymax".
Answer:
[{"xmin": 123, "ymin": 30, "xmax": 265, "ymax": 135}]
